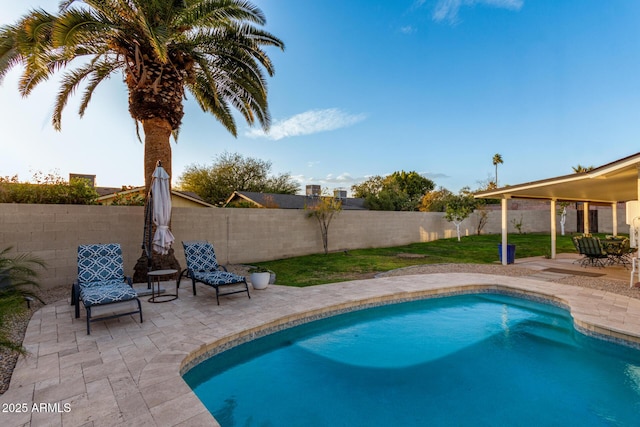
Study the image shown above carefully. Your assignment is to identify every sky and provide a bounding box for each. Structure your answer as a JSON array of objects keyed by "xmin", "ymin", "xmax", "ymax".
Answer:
[{"xmin": 1, "ymin": 0, "xmax": 640, "ymax": 194}]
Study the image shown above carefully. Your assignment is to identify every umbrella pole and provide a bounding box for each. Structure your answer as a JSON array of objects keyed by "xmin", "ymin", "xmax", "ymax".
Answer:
[{"xmin": 143, "ymin": 186, "xmax": 153, "ymax": 288}]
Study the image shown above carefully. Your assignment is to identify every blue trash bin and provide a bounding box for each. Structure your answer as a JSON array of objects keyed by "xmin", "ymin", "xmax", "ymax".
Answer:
[{"xmin": 498, "ymin": 244, "xmax": 516, "ymax": 264}]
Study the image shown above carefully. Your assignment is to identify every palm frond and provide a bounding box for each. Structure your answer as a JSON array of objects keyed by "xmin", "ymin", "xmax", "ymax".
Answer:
[
  {"xmin": 78, "ymin": 58, "xmax": 123, "ymax": 117},
  {"xmin": 53, "ymin": 8, "xmax": 110, "ymax": 52},
  {"xmin": 188, "ymin": 70, "xmax": 237, "ymax": 135},
  {"xmin": 53, "ymin": 62, "xmax": 100, "ymax": 130},
  {"xmin": 3, "ymin": 0, "xmax": 283, "ymax": 140},
  {"xmin": 2, "ymin": 9, "xmax": 58, "ymax": 95},
  {"xmin": 179, "ymin": 0, "xmax": 266, "ymax": 28}
]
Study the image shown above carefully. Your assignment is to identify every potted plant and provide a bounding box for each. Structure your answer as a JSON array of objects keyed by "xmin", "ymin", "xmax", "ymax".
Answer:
[{"xmin": 248, "ymin": 266, "xmax": 271, "ymax": 290}]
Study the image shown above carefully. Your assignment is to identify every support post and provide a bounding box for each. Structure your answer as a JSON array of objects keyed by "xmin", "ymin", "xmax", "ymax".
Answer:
[
  {"xmin": 612, "ymin": 202, "xmax": 618, "ymax": 236},
  {"xmin": 501, "ymin": 197, "xmax": 509, "ymax": 265},
  {"xmin": 637, "ymin": 166, "xmax": 640, "ymax": 259},
  {"xmin": 550, "ymin": 199, "xmax": 557, "ymax": 259},
  {"xmin": 583, "ymin": 202, "xmax": 590, "ymax": 235}
]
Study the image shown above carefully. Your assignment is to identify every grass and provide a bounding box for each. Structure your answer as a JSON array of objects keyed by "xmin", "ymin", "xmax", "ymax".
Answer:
[{"xmin": 253, "ymin": 233, "xmax": 585, "ymax": 287}]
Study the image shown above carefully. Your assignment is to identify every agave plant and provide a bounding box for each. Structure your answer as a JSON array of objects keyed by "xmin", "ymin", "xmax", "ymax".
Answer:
[{"xmin": 0, "ymin": 247, "xmax": 46, "ymax": 354}]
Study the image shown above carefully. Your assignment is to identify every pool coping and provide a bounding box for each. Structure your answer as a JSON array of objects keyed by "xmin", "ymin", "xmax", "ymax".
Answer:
[{"xmin": 3, "ymin": 273, "xmax": 640, "ymax": 426}]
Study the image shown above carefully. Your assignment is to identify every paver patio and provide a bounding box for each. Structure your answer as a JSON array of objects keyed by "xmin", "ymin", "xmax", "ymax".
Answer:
[{"xmin": 2, "ymin": 259, "xmax": 640, "ymax": 426}]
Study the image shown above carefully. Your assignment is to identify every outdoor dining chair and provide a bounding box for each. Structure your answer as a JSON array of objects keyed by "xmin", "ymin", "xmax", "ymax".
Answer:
[
  {"xmin": 602, "ymin": 237, "xmax": 635, "ymax": 268},
  {"xmin": 72, "ymin": 243, "xmax": 143, "ymax": 334},
  {"xmin": 181, "ymin": 241, "xmax": 250, "ymax": 305},
  {"xmin": 577, "ymin": 236, "xmax": 609, "ymax": 268}
]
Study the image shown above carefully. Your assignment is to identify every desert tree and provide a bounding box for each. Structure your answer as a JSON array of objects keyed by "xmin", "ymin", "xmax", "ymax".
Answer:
[
  {"xmin": 178, "ymin": 152, "xmax": 299, "ymax": 205},
  {"xmin": 351, "ymin": 171, "xmax": 435, "ymax": 211},
  {"xmin": 305, "ymin": 191, "xmax": 342, "ymax": 255},
  {"xmin": 445, "ymin": 187, "xmax": 477, "ymax": 242}
]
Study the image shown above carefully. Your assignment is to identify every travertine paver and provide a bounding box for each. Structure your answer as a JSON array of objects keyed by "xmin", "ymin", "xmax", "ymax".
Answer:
[{"xmin": 2, "ymin": 272, "xmax": 640, "ymax": 426}]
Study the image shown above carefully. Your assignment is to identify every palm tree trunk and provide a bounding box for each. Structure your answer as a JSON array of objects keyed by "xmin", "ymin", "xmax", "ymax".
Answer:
[
  {"xmin": 132, "ymin": 117, "xmax": 180, "ymax": 284},
  {"xmin": 142, "ymin": 117, "xmax": 173, "ymax": 195}
]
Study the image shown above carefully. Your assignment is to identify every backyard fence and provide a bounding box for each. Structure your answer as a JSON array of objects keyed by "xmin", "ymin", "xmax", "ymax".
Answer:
[{"xmin": 0, "ymin": 203, "xmax": 622, "ymax": 289}]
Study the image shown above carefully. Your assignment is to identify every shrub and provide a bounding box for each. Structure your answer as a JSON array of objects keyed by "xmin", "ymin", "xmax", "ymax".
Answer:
[{"xmin": 0, "ymin": 172, "xmax": 99, "ymax": 204}]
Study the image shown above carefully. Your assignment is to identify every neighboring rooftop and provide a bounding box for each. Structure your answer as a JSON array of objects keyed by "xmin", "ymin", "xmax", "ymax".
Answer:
[
  {"xmin": 97, "ymin": 186, "xmax": 214, "ymax": 208},
  {"xmin": 224, "ymin": 190, "xmax": 367, "ymax": 210}
]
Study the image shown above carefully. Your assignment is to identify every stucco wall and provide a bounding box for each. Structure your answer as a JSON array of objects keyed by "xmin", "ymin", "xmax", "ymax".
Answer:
[{"xmin": 0, "ymin": 203, "xmax": 627, "ymax": 289}]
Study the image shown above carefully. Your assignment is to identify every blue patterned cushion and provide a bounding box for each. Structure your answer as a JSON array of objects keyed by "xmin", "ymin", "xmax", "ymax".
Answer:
[
  {"xmin": 192, "ymin": 271, "xmax": 245, "ymax": 286},
  {"xmin": 183, "ymin": 241, "xmax": 220, "ymax": 272},
  {"xmin": 79, "ymin": 280, "xmax": 138, "ymax": 307},
  {"xmin": 78, "ymin": 244, "xmax": 125, "ymax": 284}
]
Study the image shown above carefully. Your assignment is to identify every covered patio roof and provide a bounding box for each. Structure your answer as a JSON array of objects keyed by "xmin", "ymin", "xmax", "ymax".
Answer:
[
  {"xmin": 474, "ymin": 152, "xmax": 640, "ymax": 203},
  {"xmin": 473, "ymin": 152, "xmax": 640, "ymax": 266}
]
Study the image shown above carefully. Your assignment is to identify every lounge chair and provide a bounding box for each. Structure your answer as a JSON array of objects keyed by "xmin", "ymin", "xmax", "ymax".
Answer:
[
  {"xmin": 180, "ymin": 241, "xmax": 250, "ymax": 305},
  {"xmin": 72, "ymin": 243, "xmax": 143, "ymax": 334}
]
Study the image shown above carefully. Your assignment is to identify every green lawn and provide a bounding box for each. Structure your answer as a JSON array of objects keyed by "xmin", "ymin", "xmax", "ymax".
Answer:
[{"xmin": 253, "ymin": 233, "xmax": 586, "ymax": 287}]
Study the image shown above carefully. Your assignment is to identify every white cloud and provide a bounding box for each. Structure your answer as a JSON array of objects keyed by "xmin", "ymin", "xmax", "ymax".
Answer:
[
  {"xmin": 245, "ymin": 108, "xmax": 366, "ymax": 141},
  {"xmin": 400, "ymin": 25, "xmax": 417, "ymax": 34},
  {"xmin": 421, "ymin": 171, "xmax": 451, "ymax": 180},
  {"xmin": 291, "ymin": 172, "xmax": 369, "ymax": 194},
  {"xmin": 432, "ymin": 0, "xmax": 523, "ymax": 23},
  {"xmin": 324, "ymin": 173, "xmax": 358, "ymax": 184}
]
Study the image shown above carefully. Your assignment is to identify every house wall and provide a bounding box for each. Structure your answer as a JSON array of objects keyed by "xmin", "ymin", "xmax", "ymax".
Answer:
[
  {"xmin": 99, "ymin": 191, "xmax": 207, "ymax": 208},
  {"xmin": 0, "ymin": 203, "xmax": 628, "ymax": 289},
  {"xmin": 171, "ymin": 197, "xmax": 208, "ymax": 208}
]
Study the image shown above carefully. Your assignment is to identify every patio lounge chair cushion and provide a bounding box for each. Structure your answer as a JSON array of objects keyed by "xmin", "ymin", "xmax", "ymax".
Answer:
[
  {"xmin": 183, "ymin": 241, "xmax": 221, "ymax": 272},
  {"xmin": 73, "ymin": 243, "xmax": 142, "ymax": 334},
  {"xmin": 79, "ymin": 278, "xmax": 138, "ymax": 307},
  {"xmin": 182, "ymin": 241, "xmax": 250, "ymax": 305},
  {"xmin": 191, "ymin": 270, "xmax": 247, "ymax": 286},
  {"xmin": 77, "ymin": 244, "xmax": 125, "ymax": 283}
]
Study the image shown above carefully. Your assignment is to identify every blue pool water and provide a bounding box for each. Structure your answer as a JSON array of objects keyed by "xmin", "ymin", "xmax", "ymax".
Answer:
[{"xmin": 183, "ymin": 293, "xmax": 640, "ymax": 426}]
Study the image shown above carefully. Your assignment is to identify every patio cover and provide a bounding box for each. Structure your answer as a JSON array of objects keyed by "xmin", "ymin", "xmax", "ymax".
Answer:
[
  {"xmin": 474, "ymin": 152, "xmax": 640, "ymax": 264},
  {"xmin": 475, "ymin": 152, "xmax": 640, "ymax": 203}
]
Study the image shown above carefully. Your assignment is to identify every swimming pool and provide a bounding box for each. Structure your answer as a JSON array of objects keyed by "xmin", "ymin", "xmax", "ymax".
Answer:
[{"xmin": 183, "ymin": 293, "xmax": 640, "ymax": 426}]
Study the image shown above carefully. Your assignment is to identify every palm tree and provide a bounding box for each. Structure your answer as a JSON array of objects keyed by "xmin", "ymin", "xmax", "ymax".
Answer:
[
  {"xmin": 492, "ymin": 153, "xmax": 503, "ymax": 186},
  {"xmin": 0, "ymin": 247, "xmax": 45, "ymax": 354},
  {"xmin": 1, "ymin": 0, "xmax": 283, "ymax": 275},
  {"xmin": 572, "ymin": 164, "xmax": 594, "ymax": 173},
  {"xmin": 0, "ymin": 0, "xmax": 284, "ymax": 196}
]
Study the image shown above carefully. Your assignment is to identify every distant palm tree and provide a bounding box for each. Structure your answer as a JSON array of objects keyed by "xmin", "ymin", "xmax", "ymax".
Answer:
[
  {"xmin": 492, "ymin": 153, "xmax": 504, "ymax": 186},
  {"xmin": 0, "ymin": 0, "xmax": 284, "ymax": 195},
  {"xmin": 0, "ymin": 247, "xmax": 45, "ymax": 354},
  {"xmin": 572, "ymin": 164, "xmax": 594, "ymax": 173}
]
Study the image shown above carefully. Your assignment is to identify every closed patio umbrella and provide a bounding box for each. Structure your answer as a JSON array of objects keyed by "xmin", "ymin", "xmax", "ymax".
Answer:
[{"xmin": 150, "ymin": 161, "xmax": 175, "ymax": 255}]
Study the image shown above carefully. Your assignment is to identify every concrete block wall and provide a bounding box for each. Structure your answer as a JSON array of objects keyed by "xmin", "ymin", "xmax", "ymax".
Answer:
[
  {"xmin": 595, "ymin": 206, "xmax": 629, "ymax": 234},
  {"xmin": 171, "ymin": 208, "xmax": 454, "ymax": 265},
  {"xmin": 0, "ymin": 204, "xmax": 144, "ymax": 290},
  {"xmin": 0, "ymin": 203, "xmax": 628, "ymax": 289}
]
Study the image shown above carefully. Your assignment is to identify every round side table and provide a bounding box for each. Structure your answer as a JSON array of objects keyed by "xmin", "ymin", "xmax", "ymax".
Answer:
[{"xmin": 148, "ymin": 269, "xmax": 178, "ymax": 303}]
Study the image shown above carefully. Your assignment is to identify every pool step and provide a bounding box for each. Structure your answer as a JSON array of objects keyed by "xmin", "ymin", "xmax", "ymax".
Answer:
[{"xmin": 514, "ymin": 319, "xmax": 577, "ymax": 348}]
